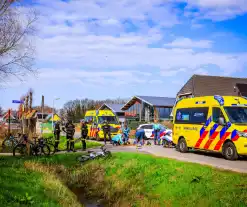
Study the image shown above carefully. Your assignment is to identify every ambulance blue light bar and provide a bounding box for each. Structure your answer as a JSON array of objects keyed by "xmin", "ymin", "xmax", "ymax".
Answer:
[{"xmin": 214, "ymin": 95, "xmax": 224, "ymax": 106}]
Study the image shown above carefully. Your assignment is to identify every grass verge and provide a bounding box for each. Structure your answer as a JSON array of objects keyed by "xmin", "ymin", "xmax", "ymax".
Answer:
[
  {"xmin": 42, "ymin": 133, "xmax": 102, "ymax": 151},
  {"xmin": 1, "ymin": 153, "xmax": 246, "ymax": 207}
]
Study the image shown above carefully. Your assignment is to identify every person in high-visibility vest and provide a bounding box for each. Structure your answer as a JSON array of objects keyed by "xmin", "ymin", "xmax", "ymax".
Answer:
[
  {"xmin": 102, "ymin": 120, "xmax": 111, "ymax": 145},
  {"xmin": 62, "ymin": 120, "xmax": 76, "ymax": 152},
  {"xmin": 80, "ymin": 120, "xmax": 88, "ymax": 151},
  {"xmin": 54, "ymin": 121, "xmax": 61, "ymax": 152}
]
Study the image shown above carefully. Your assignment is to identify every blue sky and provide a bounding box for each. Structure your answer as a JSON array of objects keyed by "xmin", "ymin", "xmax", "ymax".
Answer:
[{"xmin": 1, "ymin": 0, "xmax": 247, "ymax": 110}]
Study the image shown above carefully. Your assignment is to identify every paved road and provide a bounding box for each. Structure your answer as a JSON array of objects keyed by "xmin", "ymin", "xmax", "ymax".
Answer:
[
  {"xmin": 73, "ymin": 132, "xmax": 247, "ymax": 173},
  {"xmin": 137, "ymin": 145, "xmax": 247, "ymax": 173}
]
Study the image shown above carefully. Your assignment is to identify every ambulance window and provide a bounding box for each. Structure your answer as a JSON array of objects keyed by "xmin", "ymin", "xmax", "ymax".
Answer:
[
  {"xmin": 175, "ymin": 109, "xmax": 191, "ymax": 123},
  {"xmin": 190, "ymin": 108, "xmax": 209, "ymax": 124},
  {"xmin": 213, "ymin": 108, "xmax": 223, "ymax": 123},
  {"xmin": 175, "ymin": 107, "xmax": 208, "ymax": 124}
]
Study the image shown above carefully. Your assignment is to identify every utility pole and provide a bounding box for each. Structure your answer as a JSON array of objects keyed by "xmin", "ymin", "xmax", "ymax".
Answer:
[
  {"xmin": 24, "ymin": 95, "xmax": 29, "ymax": 134},
  {"xmin": 8, "ymin": 109, "xmax": 11, "ymax": 137},
  {"xmin": 41, "ymin": 95, "xmax": 44, "ymax": 135}
]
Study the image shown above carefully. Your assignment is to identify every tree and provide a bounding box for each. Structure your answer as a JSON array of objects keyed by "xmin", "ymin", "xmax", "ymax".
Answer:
[
  {"xmin": 61, "ymin": 98, "xmax": 127, "ymax": 122},
  {"xmin": 0, "ymin": 0, "xmax": 37, "ymax": 86},
  {"xmin": 0, "ymin": 105, "xmax": 3, "ymax": 115}
]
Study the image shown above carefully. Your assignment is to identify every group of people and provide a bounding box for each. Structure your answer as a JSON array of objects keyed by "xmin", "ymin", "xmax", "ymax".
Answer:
[
  {"xmin": 134, "ymin": 120, "xmax": 173, "ymax": 148},
  {"xmin": 111, "ymin": 122, "xmax": 131, "ymax": 145},
  {"xmin": 53, "ymin": 119, "xmax": 173, "ymax": 152},
  {"xmin": 53, "ymin": 119, "xmax": 88, "ymax": 152}
]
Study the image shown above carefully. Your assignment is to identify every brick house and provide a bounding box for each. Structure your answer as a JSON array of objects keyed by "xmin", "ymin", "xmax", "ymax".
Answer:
[{"xmin": 177, "ymin": 74, "xmax": 247, "ymax": 99}]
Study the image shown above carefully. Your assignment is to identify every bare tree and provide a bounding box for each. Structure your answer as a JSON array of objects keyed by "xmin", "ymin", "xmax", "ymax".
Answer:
[
  {"xmin": 0, "ymin": 0, "xmax": 37, "ymax": 86},
  {"xmin": 0, "ymin": 105, "xmax": 3, "ymax": 115}
]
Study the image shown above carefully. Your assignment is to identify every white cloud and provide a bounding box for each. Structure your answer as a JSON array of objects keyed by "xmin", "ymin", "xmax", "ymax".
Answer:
[
  {"xmin": 3, "ymin": 68, "xmax": 154, "ymax": 88},
  {"xmin": 15, "ymin": 0, "xmax": 247, "ymax": 92},
  {"xmin": 182, "ymin": 0, "xmax": 247, "ymax": 21},
  {"xmin": 35, "ymin": 0, "xmax": 180, "ymax": 28},
  {"xmin": 164, "ymin": 37, "xmax": 213, "ymax": 48}
]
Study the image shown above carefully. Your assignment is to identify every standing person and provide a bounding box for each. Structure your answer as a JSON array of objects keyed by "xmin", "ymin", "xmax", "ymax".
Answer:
[
  {"xmin": 80, "ymin": 119, "xmax": 88, "ymax": 151},
  {"xmin": 63, "ymin": 119, "xmax": 76, "ymax": 152},
  {"xmin": 102, "ymin": 120, "xmax": 111, "ymax": 145},
  {"xmin": 153, "ymin": 120, "xmax": 161, "ymax": 145},
  {"xmin": 122, "ymin": 123, "xmax": 130, "ymax": 144},
  {"xmin": 54, "ymin": 121, "xmax": 61, "ymax": 152}
]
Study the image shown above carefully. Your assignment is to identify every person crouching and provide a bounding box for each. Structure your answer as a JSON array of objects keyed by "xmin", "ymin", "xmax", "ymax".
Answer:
[{"xmin": 134, "ymin": 128, "xmax": 145, "ymax": 147}]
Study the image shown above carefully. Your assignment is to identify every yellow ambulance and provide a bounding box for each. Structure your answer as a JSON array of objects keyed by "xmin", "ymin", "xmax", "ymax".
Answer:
[
  {"xmin": 173, "ymin": 95, "xmax": 247, "ymax": 160},
  {"xmin": 84, "ymin": 110, "xmax": 121, "ymax": 140}
]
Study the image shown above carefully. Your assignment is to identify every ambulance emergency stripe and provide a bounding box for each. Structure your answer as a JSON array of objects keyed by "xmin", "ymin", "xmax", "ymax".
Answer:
[
  {"xmin": 214, "ymin": 123, "xmax": 231, "ymax": 151},
  {"xmin": 214, "ymin": 132, "xmax": 231, "ymax": 151},
  {"xmin": 231, "ymin": 130, "xmax": 239, "ymax": 141},
  {"xmin": 203, "ymin": 124, "xmax": 219, "ymax": 150},
  {"xmin": 231, "ymin": 129, "xmax": 247, "ymax": 141},
  {"xmin": 92, "ymin": 128, "xmax": 96, "ymax": 137},
  {"xmin": 195, "ymin": 117, "xmax": 212, "ymax": 148},
  {"xmin": 90, "ymin": 126, "xmax": 93, "ymax": 137}
]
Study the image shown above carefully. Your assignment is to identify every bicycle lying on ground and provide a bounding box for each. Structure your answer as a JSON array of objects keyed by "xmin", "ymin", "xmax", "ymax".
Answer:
[
  {"xmin": 77, "ymin": 145, "xmax": 111, "ymax": 163},
  {"xmin": 13, "ymin": 137, "xmax": 50, "ymax": 157}
]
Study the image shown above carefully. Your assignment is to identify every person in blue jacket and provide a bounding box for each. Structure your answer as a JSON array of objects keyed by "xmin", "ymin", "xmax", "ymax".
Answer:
[
  {"xmin": 122, "ymin": 122, "xmax": 130, "ymax": 144},
  {"xmin": 112, "ymin": 134, "xmax": 123, "ymax": 146},
  {"xmin": 153, "ymin": 120, "xmax": 161, "ymax": 145},
  {"xmin": 135, "ymin": 128, "xmax": 145, "ymax": 146}
]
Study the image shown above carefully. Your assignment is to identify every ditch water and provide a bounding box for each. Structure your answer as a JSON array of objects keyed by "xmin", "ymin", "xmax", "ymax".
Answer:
[{"xmin": 70, "ymin": 187, "xmax": 104, "ymax": 207}]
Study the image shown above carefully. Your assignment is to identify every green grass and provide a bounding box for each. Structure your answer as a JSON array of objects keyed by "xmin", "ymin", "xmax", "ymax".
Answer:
[
  {"xmin": 1, "ymin": 153, "xmax": 247, "ymax": 207},
  {"xmin": 42, "ymin": 133, "xmax": 102, "ymax": 150},
  {"xmin": 40, "ymin": 153, "xmax": 247, "ymax": 207},
  {"xmin": 0, "ymin": 156, "xmax": 64, "ymax": 207}
]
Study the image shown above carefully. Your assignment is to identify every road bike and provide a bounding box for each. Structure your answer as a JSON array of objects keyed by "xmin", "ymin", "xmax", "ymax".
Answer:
[
  {"xmin": 43, "ymin": 136, "xmax": 56, "ymax": 155},
  {"xmin": 2, "ymin": 134, "xmax": 21, "ymax": 149},
  {"xmin": 76, "ymin": 145, "xmax": 111, "ymax": 163},
  {"xmin": 13, "ymin": 137, "xmax": 50, "ymax": 157}
]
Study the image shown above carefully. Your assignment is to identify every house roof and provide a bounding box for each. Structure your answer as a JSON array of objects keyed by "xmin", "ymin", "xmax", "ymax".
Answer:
[
  {"xmin": 121, "ymin": 95, "xmax": 176, "ymax": 110},
  {"xmin": 24, "ymin": 110, "xmax": 37, "ymax": 119},
  {"xmin": 45, "ymin": 113, "xmax": 61, "ymax": 121},
  {"xmin": 99, "ymin": 103, "xmax": 124, "ymax": 113},
  {"xmin": 177, "ymin": 74, "xmax": 247, "ymax": 97}
]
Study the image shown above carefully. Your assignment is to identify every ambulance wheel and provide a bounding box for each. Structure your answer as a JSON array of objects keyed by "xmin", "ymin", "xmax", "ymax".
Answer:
[
  {"xmin": 178, "ymin": 138, "xmax": 188, "ymax": 153},
  {"xmin": 222, "ymin": 142, "xmax": 238, "ymax": 161}
]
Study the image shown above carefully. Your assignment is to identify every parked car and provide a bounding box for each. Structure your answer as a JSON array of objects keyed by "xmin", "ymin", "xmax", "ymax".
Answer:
[{"xmin": 136, "ymin": 123, "xmax": 172, "ymax": 140}]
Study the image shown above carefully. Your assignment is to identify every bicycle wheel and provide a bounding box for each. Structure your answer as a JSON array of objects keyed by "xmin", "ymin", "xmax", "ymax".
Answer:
[
  {"xmin": 13, "ymin": 144, "xmax": 28, "ymax": 157},
  {"xmin": 31, "ymin": 145, "xmax": 42, "ymax": 156},
  {"xmin": 2, "ymin": 138, "xmax": 14, "ymax": 148},
  {"xmin": 104, "ymin": 151, "xmax": 112, "ymax": 158},
  {"xmin": 77, "ymin": 155, "xmax": 90, "ymax": 163},
  {"xmin": 41, "ymin": 144, "xmax": 51, "ymax": 156},
  {"xmin": 47, "ymin": 143, "xmax": 56, "ymax": 155}
]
